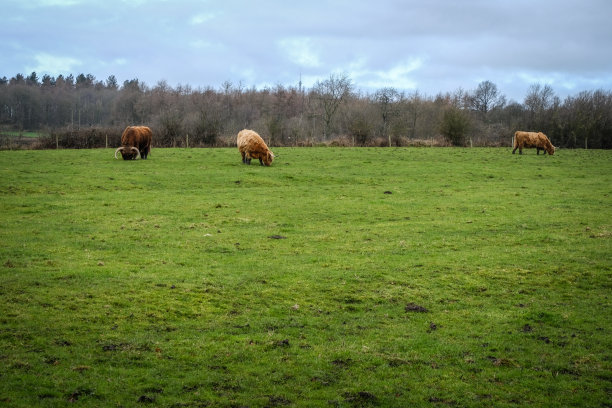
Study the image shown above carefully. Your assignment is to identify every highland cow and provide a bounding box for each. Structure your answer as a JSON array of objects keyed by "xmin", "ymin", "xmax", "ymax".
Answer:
[
  {"xmin": 512, "ymin": 131, "xmax": 555, "ymax": 155},
  {"xmin": 237, "ymin": 129, "xmax": 274, "ymax": 166},
  {"xmin": 114, "ymin": 126, "xmax": 152, "ymax": 160}
]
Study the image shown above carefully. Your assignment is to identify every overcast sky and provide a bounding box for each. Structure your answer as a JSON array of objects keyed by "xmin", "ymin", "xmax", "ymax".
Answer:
[{"xmin": 3, "ymin": 0, "xmax": 611, "ymax": 101}]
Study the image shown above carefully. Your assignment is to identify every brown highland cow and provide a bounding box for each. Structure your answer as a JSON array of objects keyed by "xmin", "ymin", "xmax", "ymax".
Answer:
[
  {"xmin": 114, "ymin": 126, "xmax": 152, "ymax": 160},
  {"xmin": 237, "ymin": 129, "xmax": 274, "ymax": 166},
  {"xmin": 512, "ymin": 131, "xmax": 555, "ymax": 155}
]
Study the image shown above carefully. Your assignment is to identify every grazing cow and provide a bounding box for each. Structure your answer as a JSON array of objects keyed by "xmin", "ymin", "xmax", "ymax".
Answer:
[
  {"xmin": 512, "ymin": 131, "xmax": 555, "ymax": 155},
  {"xmin": 114, "ymin": 126, "xmax": 152, "ymax": 160},
  {"xmin": 237, "ymin": 129, "xmax": 274, "ymax": 166}
]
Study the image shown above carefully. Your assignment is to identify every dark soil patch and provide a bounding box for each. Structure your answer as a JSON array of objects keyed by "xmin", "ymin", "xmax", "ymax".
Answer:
[
  {"xmin": 267, "ymin": 395, "xmax": 292, "ymax": 406},
  {"xmin": 405, "ymin": 303, "xmax": 428, "ymax": 313},
  {"xmin": 428, "ymin": 396, "xmax": 457, "ymax": 404},
  {"xmin": 344, "ymin": 391, "xmax": 378, "ymax": 406},
  {"xmin": 332, "ymin": 358, "xmax": 352, "ymax": 368},
  {"xmin": 137, "ymin": 395, "xmax": 155, "ymax": 403},
  {"xmin": 67, "ymin": 388, "xmax": 95, "ymax": 403},
  {"xmin": 274, "ymin": 339, "xmax": 290, "ymax": 348}
]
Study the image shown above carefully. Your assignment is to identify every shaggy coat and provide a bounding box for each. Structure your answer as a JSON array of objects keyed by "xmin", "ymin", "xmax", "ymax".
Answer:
[
  {"xmin": 237, "ymin": 129, "xmax": 274, "ymax": 166},
  {"xmin": 115, "ymin": 126, "xmax": 152, "ymax": 160},
  {"xmin": 512, "ymin": 131, "xmax": 555, "ymax": 155}
]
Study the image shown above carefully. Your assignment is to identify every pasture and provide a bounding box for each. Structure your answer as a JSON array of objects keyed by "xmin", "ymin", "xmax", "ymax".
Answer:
[{"xmin": 0, "ymin": 147, "xmax": 610, "ymax": 407}]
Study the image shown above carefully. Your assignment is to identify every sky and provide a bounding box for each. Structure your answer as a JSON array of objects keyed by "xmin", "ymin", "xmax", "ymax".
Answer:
[{"xmin": 3, "ymin": 0, "xmax": 612, "ymax": 102}]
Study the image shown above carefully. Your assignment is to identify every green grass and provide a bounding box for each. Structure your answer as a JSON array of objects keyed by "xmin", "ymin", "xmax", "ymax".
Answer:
[{"xmin": 0, "ymin": 147, "xmax": 610, "ymax": 407}]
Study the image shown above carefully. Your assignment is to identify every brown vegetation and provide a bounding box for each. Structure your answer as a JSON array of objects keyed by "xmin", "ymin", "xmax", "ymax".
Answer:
[{"xmin": 1, "ymin": 72, "xmax": 611, "ymax": 149}]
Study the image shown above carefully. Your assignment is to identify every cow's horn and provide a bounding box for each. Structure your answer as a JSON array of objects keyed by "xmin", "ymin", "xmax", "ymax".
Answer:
[
  {"xmin": 114, "ymin": 146, "xmax": 124, "ymax": 159},
  {"xmin": 131, "ymin": 146, "xmax": 141, "ymax": 159}
]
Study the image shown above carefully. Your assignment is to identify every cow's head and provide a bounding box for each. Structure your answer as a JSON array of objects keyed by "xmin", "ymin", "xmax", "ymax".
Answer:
[
  {"xmin": 262, "ymin": 151, "xmax": 275, "ymax": 166},
  {"xmin": 114, "ymin": 146, "xmax": 141, "ymax": 160}
]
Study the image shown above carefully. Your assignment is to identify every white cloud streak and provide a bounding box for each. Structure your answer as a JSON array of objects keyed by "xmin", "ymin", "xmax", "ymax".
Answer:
[
  {"xmin": 26, "ymin": 53, "xmax": 82, "ymax": 76},
  {"xmin": 278, "ymin": 37, "xmax": 321, "ymax": 68}
]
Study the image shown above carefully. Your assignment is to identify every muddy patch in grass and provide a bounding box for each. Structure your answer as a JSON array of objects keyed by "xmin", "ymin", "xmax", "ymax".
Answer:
[
  {"xmin": 67, "ymin": 388, "xmax": 96, "ymax": 403},
  {"xmin": 331, "ymin": 357, "xmax": 353, "ymax": 368},
  {"xmin": 137, "ymin": 395, "xmax": 155, "ymax": 403},
  {"xmin": 267, "ymin": 395, "xmax": 292, "ymax": 406},
  {"xmin": 405, "ymin": 303, "xmax": 428, "ymax": 313},
  {"xmin": 344, "ymin": 391, "xmax": 378, "ymax": 406},
  {"xmin": 273, "ymin": 339, "xmax": 290, "ymax": 348}
]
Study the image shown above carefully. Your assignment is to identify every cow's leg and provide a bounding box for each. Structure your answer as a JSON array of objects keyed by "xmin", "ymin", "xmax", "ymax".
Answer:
[
  {"xmin": 259, "ymin": 158, "xmax": 264, "ymax": 166},
  {"xmin": 519, "ymin": 147, "xmax": 523, "ymax": 155},
  {"xmin": 537, "ymin": 148, "xmax": 541, "ymax": 155},
  {"xmin": 512, "ymin": 146, "xmax": 517, "ymax": 154}
]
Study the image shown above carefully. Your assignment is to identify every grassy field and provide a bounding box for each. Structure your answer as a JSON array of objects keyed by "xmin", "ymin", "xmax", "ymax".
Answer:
[{"xmin": 0, "ymin": 147, "xmax": 610, "ymax": 407}]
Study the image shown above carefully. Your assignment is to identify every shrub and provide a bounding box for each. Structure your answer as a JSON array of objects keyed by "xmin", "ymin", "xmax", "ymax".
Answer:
[
  {"xmin": 191, "ymin": 113, "xmax": 222, "ymax": 146},
  {"xmin": 37, "ymin": 128, "xmax": 122, "ymax": 149},
  {"xmin": 440, "ymin": 108, "xmax": 470, "ymax": 146},
  {"xmin": 348, "ymin": 113, "xmax": 373, "ymax": 146},
  {"xmin": 156, "ymin": 111, "xmax": 184, "ymax": 147}
]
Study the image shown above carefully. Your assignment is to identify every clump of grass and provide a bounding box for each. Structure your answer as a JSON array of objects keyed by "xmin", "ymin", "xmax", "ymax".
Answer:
[{"xmin": 0, "ymin": 147, "xmax": 610, "ymax": 407}]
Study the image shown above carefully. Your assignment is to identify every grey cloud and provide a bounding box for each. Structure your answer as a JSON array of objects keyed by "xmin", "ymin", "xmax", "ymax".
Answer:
[{"xmin": 1, "ymin": 0, "xmax": 610, "ymax": 101}]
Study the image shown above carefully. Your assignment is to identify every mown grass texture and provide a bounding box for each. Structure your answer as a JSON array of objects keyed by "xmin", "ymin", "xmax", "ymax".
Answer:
[{"xmin": 0, "ymin": 147, "xmax": 610, "ymax": 407}]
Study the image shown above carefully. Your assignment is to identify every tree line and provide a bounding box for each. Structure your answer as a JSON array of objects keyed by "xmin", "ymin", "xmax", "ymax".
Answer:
[{"xmin": 1, "ymin": 71, "xmax": 611, "ymax": 149}]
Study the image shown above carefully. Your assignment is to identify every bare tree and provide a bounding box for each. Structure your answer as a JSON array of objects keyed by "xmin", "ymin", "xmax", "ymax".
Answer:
[
  {"xmin": 312, "ymin": 73, "xmax": 352, "ymax": 139},
  {"xmin": 405, "ymin": 90, "xmax": 423, "ymax": 139},
  {"xmin": 470, "ymin": 80, "xmax": 505, "ymax": 118},
  {"xmin": 524, "ymin": 83, "xmax": 557, "ymax": 130},
  {"xmin": 1, "ymin": 69, "xmax": 611, "ymax": 149},
  {"xmin": 373, "ymin": 87, "xmax": 400, "ymax": 146},
  {"xmin": 524, "ymin": 83, "xmax": 555, "ymax": 113}
]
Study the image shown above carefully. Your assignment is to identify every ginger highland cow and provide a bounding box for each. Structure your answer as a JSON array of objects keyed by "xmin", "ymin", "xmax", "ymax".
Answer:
[
  {"xmin": 512, "ymin": 131, "xmax": 555, "ymax": 155},
  {"xmin": 237, "ymin": 129, "xmax": 274, "ymax": 166}
]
